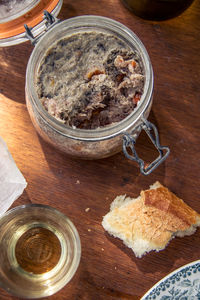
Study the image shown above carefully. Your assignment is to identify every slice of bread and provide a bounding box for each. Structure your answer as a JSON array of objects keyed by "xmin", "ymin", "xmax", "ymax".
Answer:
[{"xmin": 102, "ymin": 182, "xmax": 200, "ymax": 258}]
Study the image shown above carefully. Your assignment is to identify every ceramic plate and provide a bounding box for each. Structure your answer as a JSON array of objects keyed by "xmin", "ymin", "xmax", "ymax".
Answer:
[{"xmin": 141, "ymin": 260, "xmax": 200, "ymax": 300}]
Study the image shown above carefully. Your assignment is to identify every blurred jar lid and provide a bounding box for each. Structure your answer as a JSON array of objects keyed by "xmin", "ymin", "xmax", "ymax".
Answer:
[{"xmin": 0, "ymin": 0, "xmax": 63, "ymax": 46}]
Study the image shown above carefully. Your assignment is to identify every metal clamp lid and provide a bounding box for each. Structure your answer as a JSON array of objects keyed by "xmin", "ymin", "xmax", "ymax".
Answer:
[{"xmin": 123, "ymin": 117, "xmax": 170, "ymax": 175}]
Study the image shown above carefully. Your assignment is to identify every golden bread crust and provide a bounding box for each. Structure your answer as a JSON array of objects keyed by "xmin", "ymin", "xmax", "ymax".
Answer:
[{"xmin": 142, "ymin": 184, "xmax": 199, "ymax": 226}]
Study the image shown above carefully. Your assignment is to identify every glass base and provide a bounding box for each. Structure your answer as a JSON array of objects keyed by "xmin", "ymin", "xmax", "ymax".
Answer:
[{"xmin": 0, "ymin": 204, "xmax": 81, "ymax": 298}]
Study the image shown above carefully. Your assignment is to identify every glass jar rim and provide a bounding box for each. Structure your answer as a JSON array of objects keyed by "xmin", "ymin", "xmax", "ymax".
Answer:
[{"xmin": 26, "ymin": 15, "xmax": 154, "ymax": 141}]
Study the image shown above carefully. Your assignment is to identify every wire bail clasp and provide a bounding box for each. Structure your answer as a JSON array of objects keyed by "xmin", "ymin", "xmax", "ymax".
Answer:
[
  {"xmin": 123, "ymin": 117, "xmax": 170, "ymax": 175},
  {"xmin": 24, "ymin": 11, "xmax": 60, "ymax": 45}
]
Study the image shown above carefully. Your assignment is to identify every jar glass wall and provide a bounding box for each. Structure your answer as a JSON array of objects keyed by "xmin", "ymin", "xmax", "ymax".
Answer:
[{"xmin": 26, "ymin": 16, "xmax": 153, "ymax": 160}]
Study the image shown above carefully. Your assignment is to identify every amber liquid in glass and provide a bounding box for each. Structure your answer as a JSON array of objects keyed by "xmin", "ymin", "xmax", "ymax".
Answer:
[
  {"xmin": 15, "ymin": 227, "xmax": 61, "ymax": 274},
  {"xmin": 122, "ymin": 0, "xmax": 194, "ymax": 20}
]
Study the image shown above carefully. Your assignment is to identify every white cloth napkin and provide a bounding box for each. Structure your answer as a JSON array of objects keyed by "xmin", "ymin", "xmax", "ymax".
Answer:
[{"xmin": 0, "ymin": 137, "xmax": 27, "ymax": 216}]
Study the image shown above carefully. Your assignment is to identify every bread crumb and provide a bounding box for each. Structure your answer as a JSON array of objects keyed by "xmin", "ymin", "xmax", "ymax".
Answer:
[
  {"xmin": 101, "ymin": 248, "xmax": 104, "ymax": 251},
  {"xmin": 85, "ymin": 208, "xmax": 90, "ymax": 212},
  {"xmin": 114, "ymin": 266, "xmax": 117, "ymax": 270},
  {"xmin": 88, "ymin": 229, "xmax": 91, "ymax": 232},
  {"xmin": 76, "ymin": 180, "xmax": 80, "ymax": 184}
]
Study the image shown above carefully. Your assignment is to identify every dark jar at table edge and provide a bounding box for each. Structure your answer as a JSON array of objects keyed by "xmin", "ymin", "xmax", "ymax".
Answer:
[{"xmin": 121, "ymin": 0, "xmax": 195, "ymax": 21}]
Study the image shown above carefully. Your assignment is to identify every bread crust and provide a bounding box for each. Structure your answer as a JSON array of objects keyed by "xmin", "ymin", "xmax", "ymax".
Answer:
[
  {"xmin": 142, "ymin": 184, "xmax": 199, "ymax": 226},
  {"xmin": 102, "ymin": 181, "xmax": 200, "ymax": 257}
]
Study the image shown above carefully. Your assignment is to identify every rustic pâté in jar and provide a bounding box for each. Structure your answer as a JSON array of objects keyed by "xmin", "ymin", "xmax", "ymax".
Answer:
[
  {"xmin": 36, "ymin": 31, "xmax": 144, "ymax": 129},
  {"xmin": 26, "ymin": 16, "xmax": 170, "ymax": 172}
]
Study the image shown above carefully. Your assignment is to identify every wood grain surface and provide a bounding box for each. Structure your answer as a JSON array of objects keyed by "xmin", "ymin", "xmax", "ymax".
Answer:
[{"xmin": 0, "ymin": 0, "xmax": 200, "ymax": 299}]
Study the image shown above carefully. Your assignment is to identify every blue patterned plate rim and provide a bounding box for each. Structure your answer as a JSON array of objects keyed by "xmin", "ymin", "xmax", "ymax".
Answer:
[{"xmin": 141, "ymin": 259, "xmax": 200, "ymax": 300}]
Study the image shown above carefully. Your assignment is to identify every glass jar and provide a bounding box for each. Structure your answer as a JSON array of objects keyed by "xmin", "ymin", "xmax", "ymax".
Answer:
[
  {"xmin": 25, "ymin": 15, "xmax": 170, "ymax": 175},
  {"xmin": 121, "ymin": 0, "xmax": 195, "ymax": 21},
  {"xmin": 0, "ymin": 0, "xmax": 63, "ymax": 46}
]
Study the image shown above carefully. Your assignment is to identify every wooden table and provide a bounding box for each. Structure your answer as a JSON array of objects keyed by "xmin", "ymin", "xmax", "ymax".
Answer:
[{"xmin": 0, "ymin": 0, "xmax": 200, "ymax": 299}]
